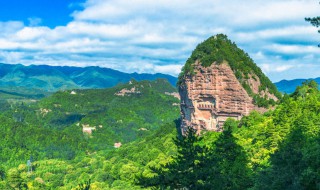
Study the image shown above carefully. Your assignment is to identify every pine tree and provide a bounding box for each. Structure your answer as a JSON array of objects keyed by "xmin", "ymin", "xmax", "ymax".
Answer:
[
  {"xmin": 206, "ymin": 119, "xmax": 253, "ymax": 190},
  {"xmin": 138, "ymin": 127, "xmax": 208, "ymax": 189}
]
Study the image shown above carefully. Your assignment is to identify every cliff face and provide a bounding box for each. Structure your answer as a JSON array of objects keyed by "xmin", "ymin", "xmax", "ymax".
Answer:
[
  {"xmin": 179, "ymin": 34, "xmax": 280, "ymax": 134},
  {"xmin": 180, "ymin": 61, "xmax": 254, "ymax": 133}
]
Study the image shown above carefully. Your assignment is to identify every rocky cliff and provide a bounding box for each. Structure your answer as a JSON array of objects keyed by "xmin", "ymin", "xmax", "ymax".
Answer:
[{"xmin": 179, "ymin": 34, "xmax": 281, "ymax": 134}]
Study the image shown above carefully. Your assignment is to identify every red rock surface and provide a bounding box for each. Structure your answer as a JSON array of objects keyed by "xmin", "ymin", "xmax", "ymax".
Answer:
[{"xmin": 179, "ymin": 61, "xmax": 256, "ymax": 134}]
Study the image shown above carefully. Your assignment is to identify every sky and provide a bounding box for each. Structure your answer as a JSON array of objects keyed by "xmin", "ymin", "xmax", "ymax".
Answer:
[{"xmin": 0, "ymin": 0, "xmax": 319, "ymax": 82}]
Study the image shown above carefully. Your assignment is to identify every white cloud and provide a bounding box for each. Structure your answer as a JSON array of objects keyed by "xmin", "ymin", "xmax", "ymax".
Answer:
[
  {"xmin": 66, "ymin": 21, "xmax": 143, "ymax": 38},
  {"xmin": 228, "ymin": 0, "xmax": 319, "ymax": 25},
  {"xmin": 236, "ymin": 26, "xmax": 319, "ymax": 42},
  {"xmin": 15, "ymin": 27, "xmax": 50, "ymax": 41},
  {"xmin": 261, "ymin": 64, "xmax": 294, "ymax": 73},
  {"xmin": 266, "ymin": 44, "xmax": 320, "ymax": 54},
  {"xmin": 154, "ymin": 64, "xmax": 183, "ymax": 76},
  {"xmin": 0, "ymin": 0, "xmax": 319, "ymax": 82},
  {"xmin": 72, "ymin": 0, "xmax": 219, "ymax": 22}
]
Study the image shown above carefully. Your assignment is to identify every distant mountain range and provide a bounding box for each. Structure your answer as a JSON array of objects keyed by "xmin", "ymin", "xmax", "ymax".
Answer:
[
  {"xmin": 0, "ymin": 63, "xmax": 177, "ymax": 98},
  {"xmin": 274, "ymin": 77, "xmax": 320, "ymax": 94},
  {"xmin": 1, "ymin": 63, "xmax": 319, "ymax": 99}
]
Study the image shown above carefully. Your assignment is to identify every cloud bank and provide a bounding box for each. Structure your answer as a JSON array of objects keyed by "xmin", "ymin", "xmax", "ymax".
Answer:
[{"xmin": 0, "ymin": 0, "xmax": 319, "ymax": 81}]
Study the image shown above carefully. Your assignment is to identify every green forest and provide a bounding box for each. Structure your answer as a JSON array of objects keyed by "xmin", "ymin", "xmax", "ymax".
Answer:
[
  {"xmin": 139, "ymin": 80, "xmax": 320, "ymax": 189},
  {"xmin": 0, "ymin": 79, "xmax": 181, "ymax": 189},
  {"xmin": 0, "ymin": 78, "xmax": 319, "ymax": 189}
]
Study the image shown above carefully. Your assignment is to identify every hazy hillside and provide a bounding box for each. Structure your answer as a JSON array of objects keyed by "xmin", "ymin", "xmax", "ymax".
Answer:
[
  {"xmin": 0, "ymin": 63, "xmax": 177, "ymax": 92},
  {"xmin": 274, "ymin": 77, "xmax": 320, "ymax": 94}
]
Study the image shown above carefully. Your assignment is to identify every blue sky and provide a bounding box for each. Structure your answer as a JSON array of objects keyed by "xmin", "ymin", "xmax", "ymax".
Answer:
[
  {"xmin": 0, "ymin": 0, "xmax": 319, "ymax": 82},
  {"xmin": 0, "ymin": 0, "xmax": 85, "ymax": 27}
]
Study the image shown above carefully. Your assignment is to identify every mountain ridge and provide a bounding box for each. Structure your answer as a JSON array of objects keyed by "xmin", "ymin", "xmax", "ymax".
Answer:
[
  {"xmin": 1, "ymin": 62, "xmax": 317, "ymax": 97},
  {"xmin": 0, "ymin": 63, "xmax": 178, "ymax": 92},
  {"xmin": 274, "ymin": 77, "xmax": 320, "ymax": 94}
]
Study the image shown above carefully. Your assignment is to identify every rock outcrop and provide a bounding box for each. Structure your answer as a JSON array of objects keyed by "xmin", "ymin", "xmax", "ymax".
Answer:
[
  {"xmin": 180, "ymin": 61, "xmax": 254, "ymax": 133},
  {"xmin": 179, "ymin": 34, "xmax": 280, "ymax": 134},
  {"xmin": 115, "ymin": 87, "xmax": 141, "ymax": 96},
  {"xmin": 165, "ymin": 92, "xmax": 180, "ymax": 100}
]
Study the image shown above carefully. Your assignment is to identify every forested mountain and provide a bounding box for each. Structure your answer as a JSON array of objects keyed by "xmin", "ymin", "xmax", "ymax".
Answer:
[
  {"xmin": 0, "ymin": 79, "xmax": 180, "ymax": 189},
  {"xmin": 0, "ymin": 63, "xmax": 177, "ymax": 92},
  {"xmin": 178, "ymin": 34, "xmax": 281, "ymax": 108},
  {"xmin": 0, "ymin": 80, "xmax": 318, "ymax": 189},
  {"xmin": 275, "ymin": 77, "xmax": 320, "ymax": 94}
]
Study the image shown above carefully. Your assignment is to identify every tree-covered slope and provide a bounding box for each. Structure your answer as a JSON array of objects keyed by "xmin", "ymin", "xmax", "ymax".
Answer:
[
  {"xmin": 0, "ymin": 79, "xmax": 180, "ymax": 187},
  {"xmin": 139, "ymin": 81, "xmax": 320, "ymax": 190},
  {"xmin": 0, "ymin": 122, "xmax": 178, "ymax": 189},
  {"xmin": 178, "ymin": 34, "xmax": 281, "ymax": 107},
  {"xmin": 0, "ymin": 87, "xmax": 50, "ymax": 100},
  {"xmin": 0, "ymin": 79, "xmax": 180, "ymax": 189},
  {"xmin": 234, "ymin": 80, "xmax": 320, "ymax": 189},
  {"xmin": 35, "ymin": 79, "xmax": 179, "ymax": 146},
  {"xmin": 0, "ymin": 80, "xmax": 319, "ymax": 189}
]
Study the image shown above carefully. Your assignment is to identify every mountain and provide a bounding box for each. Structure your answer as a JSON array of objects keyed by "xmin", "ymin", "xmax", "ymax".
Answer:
[
  {"xmin": 0, "ymin": 79, "xmax": 179, "ymax": 165},
  {"xmin": 178, "ymin": 34, "xmax": 281, "ymax": 133},
  {"xmin": 0, "ymin": 78, "xmax": 181, "ymax": 188},
  {"xmin": 0, "ymin": 63, "xmax": 178, "ymax": 93},
  {"xmin": 274, "ymin": 77, "xmax": 320, "ymax": 94},
  {"xmin": 37, "ymin": 78, "xmax": 179, "ymax": 143},
  {"xmin": 1, "ymin": 80, "xmax": 319, "ymax": 189}
]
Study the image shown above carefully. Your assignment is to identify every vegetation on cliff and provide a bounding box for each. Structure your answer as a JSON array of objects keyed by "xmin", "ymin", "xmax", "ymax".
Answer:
[{"xmin": 178, "ymin": 34, "xmax": 281, "ymax": 107}]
